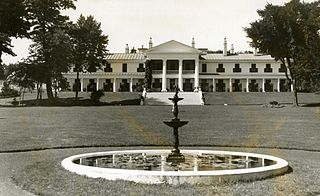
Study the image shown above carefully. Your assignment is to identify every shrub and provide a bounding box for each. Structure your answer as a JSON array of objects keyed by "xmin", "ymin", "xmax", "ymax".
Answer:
[
  {"xmin": 90, "ymin": 90, "xmax": 104, "ymax": 102},
  {"xmin": 0, "ymin": 82, "xmax": 20, "ymax": 98}
]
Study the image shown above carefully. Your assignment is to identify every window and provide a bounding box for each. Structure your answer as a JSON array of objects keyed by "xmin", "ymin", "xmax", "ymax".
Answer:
[
  {"xmin": 152, "ymin": 79, "xmax": 161, "ymax": 88},
  {"xmin": 122, "ymin": 63, "xmax": 127, "ymax": 72},
  {"xmin": 182, "ymin": 60, "xmax": 195, "ymax": 70},
  {"xmin": 264, "ymin": 64, "xmax": 273, "ymax": 73},
  {"xmin": 202, "ymin": 64, "xmax": 207, "ymax": 72},
  {"xmin": 167, "ymin": 60, "xmax": 179, "ymax": 70},
  {"xmin": 104, "ymin": 63, "xmax": 112, "ymax": 72},
  {"xmin": 137, "ymin": 63, "xmax": 145, "ymax": 72},
  {"xmin": 233, "ymin": 64, "xmax": 241, "ymax": 72},
  {"xmin": 217, "ymin": 64, "xmax": 225, "ymax": 72},
  {"xmin": 150, "ymin": 60, "xmax": 163, "ymax": 70},
  {"xmin": 250, "ymin": 64, "xmax": 258, "ymax": 73},
  {"xmin": 279, "ymin": 64, "xmax": 286, "ymax": 72}
]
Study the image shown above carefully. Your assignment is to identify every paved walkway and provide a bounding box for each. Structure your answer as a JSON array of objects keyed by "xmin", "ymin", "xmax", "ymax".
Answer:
[{"xmin": 0, "ymin": 153, "xmax": 34, "ymax": 196}]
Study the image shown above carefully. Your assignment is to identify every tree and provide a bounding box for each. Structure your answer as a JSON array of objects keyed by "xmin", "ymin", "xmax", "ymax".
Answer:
[
  {"xmin": 29, "ymin": 28, "xmax": 73, "ymax": 98},
  {"xmin": 6, "ymin": 62, "xmax": 35, "ymax": 100},
  {"xmin": 0, "ymin": 64, "xmax": 5, "ymax": 80},
  {"xmin": 0, "ymin": 0, "xmax": 30, "ymax": 64},
  {"xmin": 70, "ymin": 15, "xmax": 108, "ymax": 99},
  {"xmin": 25, "ymin": 0, "xmax": 76, "ymax": 101},
  {"xmin": 245, "ymin": 0, "xmax": 320, "ymax": 106},
  {"xmin": 144, "ymin": 59, "xmax": 152, "ymax": 91}
]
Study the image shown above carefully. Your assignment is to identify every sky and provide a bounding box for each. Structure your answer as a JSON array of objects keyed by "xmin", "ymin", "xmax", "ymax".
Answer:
[{"xmin": 2, "ymin": 0, "xmax": 315, "ymax": 64}]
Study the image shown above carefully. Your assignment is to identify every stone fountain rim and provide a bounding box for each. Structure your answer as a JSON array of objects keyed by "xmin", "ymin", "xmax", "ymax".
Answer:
[{"xmin": 61, "ymin": 149, "xmax": 288, "ymax": 177}]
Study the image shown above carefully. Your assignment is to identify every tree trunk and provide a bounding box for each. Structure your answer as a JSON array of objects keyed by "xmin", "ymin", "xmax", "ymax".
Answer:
[
  {"xmin": 292, "ymin": 79, "xmax": 299, "ymax": 107},
  {"xmin": 75, "ymin": 70, "xmax": 79, "ymax": 100},
  {"xmin": 37, "ymin": 83, "xmax": 40, "ymax": 100},
  {"xmin": 0, "ymin": 50, "xmax": 2, "ymax": 65},
  {"xmin": 285, "ymin": 57, "xmax": 299, "ymax": 107},
  {"xmin": 22, "ymin": 89, "xmax": 25, "ymax": 101},
  {"xmin": 40, "ymin": 84, "xmax": 42, "ymax": 100},
  {"xmin": 46, "ymin": 80, "xmax": 54, "ymax": 101}
]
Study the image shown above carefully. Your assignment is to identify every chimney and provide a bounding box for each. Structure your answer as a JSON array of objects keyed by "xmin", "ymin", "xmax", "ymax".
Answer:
[
  {"xmin": 191, "ymin": 38, "xmax": 195, "ymax": 48},
  {"xmin": 254, "ymin": 48, "xmax": 258, "ymax": 55},
  {"xmin": 223, "ymin": 38, "xmax": 227, "ymax": 56},
  {"xmin": 230, "ymin": 44, "xmax": 234, "ymax": 54},
  {"xmin": 125, "ymin": 44, "xmax": 129, "ymax": 54},
  {"xmin": 149, "ymin": 37, "xmax": 153, "ymax": 48},
  {"xmin": 138, "ymin": 45, "xmax": 148, "ymax": 53}
]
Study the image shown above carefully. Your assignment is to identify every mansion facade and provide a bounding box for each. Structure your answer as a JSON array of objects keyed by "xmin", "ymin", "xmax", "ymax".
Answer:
[{"xmin": 64, "ymin": 38, "xmax": 292, "ymax": 93}]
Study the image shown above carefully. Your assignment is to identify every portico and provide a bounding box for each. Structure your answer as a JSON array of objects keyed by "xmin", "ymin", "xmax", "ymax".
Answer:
[{"xmin": 146, "ymin": 40, "xmax": 201, "ymax": 92}]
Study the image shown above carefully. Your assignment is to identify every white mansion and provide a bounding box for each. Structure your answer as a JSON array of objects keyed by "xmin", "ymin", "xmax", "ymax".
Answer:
[{"xmin": 64, "ymin": 38, "xmax": 292, "ymax": 93}]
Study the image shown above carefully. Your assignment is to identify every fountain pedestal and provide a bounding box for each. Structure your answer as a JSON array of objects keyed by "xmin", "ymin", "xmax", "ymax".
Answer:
[
  {"xmin": 163, "ymin": 87, "xmax": 188, "ymax": 163},
  {"xmin": 163, "ymin": 118, "xmax": 188, "ymax": 163}
]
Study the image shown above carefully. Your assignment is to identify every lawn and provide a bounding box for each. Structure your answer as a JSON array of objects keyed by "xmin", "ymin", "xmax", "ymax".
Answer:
[{"xmin": 0, "ymin": 92, "xmax": 319, "ymax": 195}]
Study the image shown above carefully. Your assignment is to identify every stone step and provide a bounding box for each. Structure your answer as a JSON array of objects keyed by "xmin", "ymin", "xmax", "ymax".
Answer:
[{"xmin": 145, "ymin": 92, "xmax": 203, "ymax": 105}]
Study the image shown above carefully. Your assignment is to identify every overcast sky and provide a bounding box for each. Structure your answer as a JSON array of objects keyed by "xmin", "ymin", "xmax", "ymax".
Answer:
[{"xmin": 2, "ymin": 0, "xmax": 315, "ymax": 64}]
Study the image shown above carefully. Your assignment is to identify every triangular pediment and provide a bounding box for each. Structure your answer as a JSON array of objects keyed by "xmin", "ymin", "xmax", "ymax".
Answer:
[{"xmin": 147, "ymin": 40, "xmax": 202, "ymax": 54}]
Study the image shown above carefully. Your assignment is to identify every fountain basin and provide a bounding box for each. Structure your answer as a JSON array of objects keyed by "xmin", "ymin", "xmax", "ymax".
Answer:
[{"xmin": 61, "ymin": 149, "xmax": 288, "ymax": 185}]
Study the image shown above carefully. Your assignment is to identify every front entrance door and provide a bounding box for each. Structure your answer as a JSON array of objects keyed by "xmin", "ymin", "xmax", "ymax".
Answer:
[{"xmin": 169, "ymin": 79, "xmax": 176, "ymax": 92}]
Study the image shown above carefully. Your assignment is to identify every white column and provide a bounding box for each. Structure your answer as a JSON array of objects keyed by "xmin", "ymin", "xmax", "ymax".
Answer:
[
  {"xmin": 161, "ymin": 155, "xmax": 166, "ymax": 171},
  {"xmin": 277, "ymin": 78, "xmax": 280, "ymax": 92},
  {"xmin": 246, "ymin": 156, "xmax": 249, "ymax": 169},
  {"xmin": 225, "ymin": 79, "xmax": 228, "ymax": 92},
  {"xmin": 246, "ymin": 78, "xmax": 249, "ymax": 92},
  {"xmin": 178, "ymin": 59, "xmax": 183, "ymax": 91},
  {"xmin": 80, "ymin": 78, "xmax": 84, "ymax": 92},
  {"xmin": 262, "ymin": 78, "xmax": 265, "ymax": 92},
  {"xmin": 194, "ymin": 60, "xmax": 199, "ymax": 92},
  {"xmin": 130, "ymin": 78, "xmax": 133, "ymax": 92},
  {"xmin": 113, "ymin": 78, "xmax": 116, "ymax": 92},
  {"xmin": 96, "ymin": 78, "xmax": 99, "ymax": 91},
  {"xmin": 193, "ymin": 157, "xmax": 199, "ymax": 171},
  {"xmin": 161, "ymin": 59, "xmax": 167, "ymax": 92},
  {"xmin": 229, "ymin": 78, "xmax": 232, "ymax": 92},
  {"xmin": 212, "ymin": 78, "xmax": 216, "ymax": 92}
]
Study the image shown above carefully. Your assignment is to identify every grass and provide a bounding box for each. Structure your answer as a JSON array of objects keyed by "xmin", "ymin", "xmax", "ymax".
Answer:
[
  {"xmin": 6, "ymin": 147, "xmax": 320, "ymax": 196},
  {"xmin": 1, "ymin": 91, "xmax": 320, "ymax": 107},
  {"xmin": 0, "ymin": 105, "xmax": 319, "ymax": 152},
  {"xmin": 0, "ymin": 92, "xmax": 142, "ymax": 106},
  {"xmin": 0, "ymin": 92, "xmax": 319, "ymax": 195}
]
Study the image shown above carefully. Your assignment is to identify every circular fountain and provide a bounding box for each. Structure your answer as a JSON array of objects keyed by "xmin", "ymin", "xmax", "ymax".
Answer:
[{"xmin": 61, "ymin": 87, "xmax": 289, "ymax": 185}]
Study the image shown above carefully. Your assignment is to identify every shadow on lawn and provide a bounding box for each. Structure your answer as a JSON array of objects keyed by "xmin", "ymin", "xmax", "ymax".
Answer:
[
  {"xmin": 301, "ymin": 103, "xmax": 320, "ymax": 107},
  {"xmin": 3, "ymin": 97, "xmax": 141, "ymax": 107}
]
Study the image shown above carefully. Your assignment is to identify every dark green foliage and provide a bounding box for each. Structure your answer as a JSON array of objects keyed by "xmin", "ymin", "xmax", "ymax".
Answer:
[
  {"xmin": 245, "ymin": 0, "xmax": 320, "ymax": 106},
  {"xmin": 0, "ymin": 0, "xmax": 30, "ymax": 63},
  {"xmin": 26, "ymin": 0, "xmax": 76, "ymax": 101},
  {"xmin": 90, "ymin": 90, "xmax": 104, "ymax": 102},
  {"xmin": 144, "ymin": 59, "xmax": 152, "ymax": 91},
  {"xmin": 0, "ymin": 64, "xmax": 5, "ymax": 80},
  {"xmin": 6, "ymin": 63, "xmax": 35, "ymax": 91},
  {"xmin": 0, "ymin": 82, "xmax": 19, "ymax": 98},
  {"xmin": 70, "ymin": 15, "xmax": 108, "ymax": 99}
]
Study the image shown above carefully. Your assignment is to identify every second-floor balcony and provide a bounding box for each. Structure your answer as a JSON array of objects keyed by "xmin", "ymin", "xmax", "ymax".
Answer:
[
  {"xmin": 182, "ymin": 70, "xmax": 195, "ymax": 74},
  {"xmin": 152, "ymin": 70, "xmax": 195, "ymax": 74}
]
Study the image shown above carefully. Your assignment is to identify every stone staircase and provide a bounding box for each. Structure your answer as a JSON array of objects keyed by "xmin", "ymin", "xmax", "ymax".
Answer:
[{"xmin": 144, "ymin": 91, "xmax": 203, "ymax": 105}]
